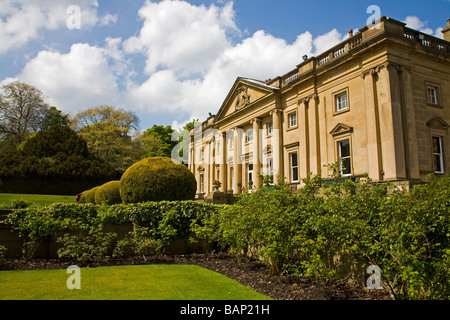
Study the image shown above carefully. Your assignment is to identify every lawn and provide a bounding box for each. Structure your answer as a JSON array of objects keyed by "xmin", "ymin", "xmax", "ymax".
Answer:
[
  {"xmin": 0, "ymin": 193, "xmax": 75, "ymax": 209},
  {"xmin": 0, "ymin": 265, "xmax": 272, "ymax": 300}
]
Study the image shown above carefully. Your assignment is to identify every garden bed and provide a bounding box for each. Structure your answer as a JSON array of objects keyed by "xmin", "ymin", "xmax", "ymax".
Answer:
[{"xmin": 0, "ymin": 253, "xmax": 392, "ymax": 300}]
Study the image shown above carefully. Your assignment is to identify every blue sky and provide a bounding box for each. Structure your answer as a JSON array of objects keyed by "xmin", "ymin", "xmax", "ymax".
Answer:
[{"xmin": 1, "ymin": 0, "xmax": 449, "ymax": 131}]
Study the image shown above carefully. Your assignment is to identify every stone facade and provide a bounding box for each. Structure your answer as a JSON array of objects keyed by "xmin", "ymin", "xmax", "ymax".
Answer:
[{"xmin": 189, "ymin": 17, "xmax": 450, "ymax": 197}]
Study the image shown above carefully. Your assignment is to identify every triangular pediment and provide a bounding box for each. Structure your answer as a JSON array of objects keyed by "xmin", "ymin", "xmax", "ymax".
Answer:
[
  {"xmin": 427, "ymin": 117, "xmax": 449, "ymax": 129},
  {"xmin": 330, "ymin": 123, "xmax": 353, "ymax": 137},
  {"xmin": 215, "ymin": 77, "xmax": 279, "ymax": 122}
]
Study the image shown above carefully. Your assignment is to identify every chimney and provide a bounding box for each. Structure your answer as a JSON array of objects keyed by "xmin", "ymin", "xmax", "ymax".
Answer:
[{"xmin": 442, "ymin": 19, "xmax": 450, "ymax": 42}]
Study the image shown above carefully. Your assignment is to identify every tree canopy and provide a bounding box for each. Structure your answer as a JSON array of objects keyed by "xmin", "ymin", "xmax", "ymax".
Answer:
[
  {"xmin": 0, "ymin": 82, "xmax": 50, "ymax": 152},
  {"xmin": 72, "ymin": 105, "xmax": 141, "ymax": 172},
  {"xmin": 0, "ymin": 126, "xmax": 118, "ymax": 195}
]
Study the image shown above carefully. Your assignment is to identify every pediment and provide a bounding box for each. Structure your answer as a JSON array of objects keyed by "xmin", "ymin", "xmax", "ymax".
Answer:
[
  {"xmin": 427, "ymin": 117, "xmax": 449, "ymax": 130},
  {"xmin": 215, "ymin": 77, "xmax": 279, "ymax": 122},
  {"xmin": 330, "ymin": 123, "xmax": 353, "ymax": 137}
]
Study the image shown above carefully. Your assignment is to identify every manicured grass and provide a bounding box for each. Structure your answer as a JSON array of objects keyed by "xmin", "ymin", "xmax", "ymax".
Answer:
[
  {"xmin": 0, "ymin": 265, "xmax": 272, "ymax": 300},
  {"xmin": 0, "ymin": 193, "xmax": 75, "ymax": 209}
]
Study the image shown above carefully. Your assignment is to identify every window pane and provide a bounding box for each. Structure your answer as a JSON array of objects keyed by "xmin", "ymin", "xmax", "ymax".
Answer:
[
  {"xmin": 267, "ymin": 157, "xmax": 273, "ymax": 172},
  {"xmin": 289, "ymin": 113, "xmax": 297, "ymax": 127},
  {"xmin": 292, "ymin": 167, "xmax": 299, "ymax": 182},
  {"xmin": 336, "ymin": 93, "xmax": 348, "ymax": 111},
  {"xmin": 291, "ymin": 153, "xmax": 298, "ymax": 167},
  {"xmin": 432, "ymin": 137, "xmax": 441, "ymax": 154},
  {"xmin": 268, "ymin": 122, "xmax": 273, "ymax": 135},
  {"xmin": 342, "ymin": 157, "xmax": 351, "ymax": 175},
  {"xmin": 338, "ymin": 140, "xmax": 351, "ymax": 175},
  {"xmin": 247, "ymin": 130, "xmax": 253, "ymax": 142},
  {"xmin": 434, "ymin": 155, "xmax": 442, "ymax": 173},
  {"xmin": 428, "ymin": 87, "xmax": 437, "ymax": 104},
  {"xmin": 339, "ymin": 140, "xmax": 350, "ymax": 157},
  {"xmin": 290, "ymin": 153, "xmax": 299, "ymax": 182}
]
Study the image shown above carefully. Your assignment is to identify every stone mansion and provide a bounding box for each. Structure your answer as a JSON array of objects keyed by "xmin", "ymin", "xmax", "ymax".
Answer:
[{"xmin": 188, "ymin": 17, "xmax": 450, "ymax": 197}]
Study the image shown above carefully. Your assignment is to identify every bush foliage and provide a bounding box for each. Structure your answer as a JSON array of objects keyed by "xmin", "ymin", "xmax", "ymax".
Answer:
[
  {"xmin": 5, "ymin": 201, "xmax": 220, "ymax": 262},
  {"xmin": 192, "ymin": 173, "xmax": 450, "ymax": 300},
  {"xmin": 0, "ymin": 127, "xmax": 118, "ymax": 195},
  {"xmin": 95, "ymin": 181, "xmax": 122, "ymax": 205},
  {"xmin": 120, "ymin": 157, "xmax": 197, "ymax": 203},
  {"xmin": 79, "ymin": 187, "xmax": 99, "ymax": 204}
]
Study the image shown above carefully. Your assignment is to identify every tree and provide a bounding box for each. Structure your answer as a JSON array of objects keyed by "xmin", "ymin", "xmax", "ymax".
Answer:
[
  {"xmin": 41, "ymin": 106, "xmax": 71, "ymax": 131},
  {"xmin": 141, "ymin": 125, "xmax": 178, "ymax": 158},
  {"xmin": 0, "ymin": 126, "xmax": 118, "ymax": 195},
  {"xmin": 0, "ymin": 82, "xmax": 50, "ymax": 152},
  {"xmin": 72, "ymin": 105, "xmax": 141, "ymax": 172},
  {"xmin": 21, "ymin": 126, "xmax": 89, "ymax": 159}
]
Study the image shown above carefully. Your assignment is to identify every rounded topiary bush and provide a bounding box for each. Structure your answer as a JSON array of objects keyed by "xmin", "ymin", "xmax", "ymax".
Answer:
[
  {"xmin": 120, "ymin": 157, "xmax": 197, "ymax": 203},
  {"xmin": 79, "ymin": 186, "xmax": 99, "ymax": 204},
  {"xmin": 95, "ymin": 181, "xmax": 122, "ymax": 205}
]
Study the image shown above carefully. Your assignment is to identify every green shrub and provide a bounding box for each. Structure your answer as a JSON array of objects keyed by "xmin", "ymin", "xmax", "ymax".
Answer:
[
  {"xmin": 95, "ymin": 181, "xmax": 122, "ymax": 205},
  {"xmin": 10, "ymin": 199, "xmax": 31, "ymax": 209},
  {"xmin": 79, "ymin": 187, "xmax": 99, "ymax": 204},
  {"xmin": 120, "ymin": 157, "xmax": 196, "ymax": 203},
  {"xmin": 6, "ymin": 200, "xmax": 220, "ymax": 261},
  {"xmin": 193, "ymin": 172, "xmax": 450, "ymax": 300}
]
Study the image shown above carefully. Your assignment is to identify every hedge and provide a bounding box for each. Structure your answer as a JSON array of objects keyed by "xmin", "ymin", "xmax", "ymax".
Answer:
[
  {"xmin": 95, "ymin": 181, "xmax": 122, "ymax": 205},
  {"xmin": 4, "ymin": 201, "xmax": 222, "ymax": 262}
]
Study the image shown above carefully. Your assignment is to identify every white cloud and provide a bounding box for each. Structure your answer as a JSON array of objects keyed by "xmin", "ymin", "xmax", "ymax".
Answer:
[
  {"xmin": 123, "ymin": 0, "xmax": 238, "ymax": 75},
  {"xmin": 404, "ymin": 15, "xmax": 443, "ymax": 39},
  {"xmin": 16, "ymin": 43, "xmax": 121, "ymax": 114},
  {"xmin": 313, "ymin": 29, "xmax": 344, "ymax": 55},
  {"xmin": 100, "ymin": 13, "xmax": 118, "ymax": 26},
  {"xmin": 122, "ymin": 0, "xmax": 343, "ymax": 121},
  {"xmin": 0, "ymin": 0, "xmax": 117, "ymax": 54}
]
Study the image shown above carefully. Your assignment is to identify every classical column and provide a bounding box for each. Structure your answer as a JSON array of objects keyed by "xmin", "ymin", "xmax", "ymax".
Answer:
[
  {"xmin": 298, "ymin": 98, "xmax": 309, "ymax": 180},
  {"xmin": 399, "ymin": 66, "xmax": 420, "ymax": 182},
  {"xmin": 220, "ymin": 132, "xmax": 227, "ymax": 192},
  {"xmin": 317, "ymin": 94, "xmax": 328, "ymax": 178},
  {"xmin": 364, "ymin": 69, "xmax": 382, "ymax": 181},
  {"xmin": 210, "ymin": 138, "xmax": 215, "ymax": 193},
  {"xmin": 376, "ymin": 63, "xmax": 407, "ymax": 181},
  {"xmin": 233, "ymin": 127, "xmax": 242, "ymax": 194},
  {"xmin": 252, "ymin": 118, "xmax": 262, "ymax": 189},
  {"xmin": 204, "ymin": 142, "xmax": 210, "ymax": 194},
  {"xmin": 271, "ymin": 109, "xmax": 283, "ymax": 185},
  {"xmin": 308, "ymin": 96, "xmax": 319, "ymax": 175}
]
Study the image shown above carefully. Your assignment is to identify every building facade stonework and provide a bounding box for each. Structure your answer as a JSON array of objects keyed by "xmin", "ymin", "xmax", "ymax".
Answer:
[{"xmin": 189, "ymin": 17, "xmax": 450, "ymax": 197}]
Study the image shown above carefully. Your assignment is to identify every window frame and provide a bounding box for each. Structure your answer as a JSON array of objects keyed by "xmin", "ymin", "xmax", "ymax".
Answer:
[
  {"xmin": 432, "ymin": 136, "xmax": 444, "ymax": 174},
  {"xmin": 337, "ymin": 139, "xmax": 352, "ymax": 177},
  {"xmin": 289, "ymin": 152, "xmax": 299, "ymax": 183},
  {"xmin": 333, "ymin": 88, "xmax": 350, "ymax": 115},
  {"xmin": 267, "ymin": 122, "xmax": 274, "ymax": 136},
  {"xmin": 200, "ymin": 174, "xmax": 204, "ymax": 194},
  {"xmin": 246, "ymin": 130, "xmax": 254, "ymax": 143},
  {"xmin": 427, "ymin": 86, "xmax": 438, "ymax": 105},
  {"xmin": 288, "ymin": 112, "xmax": 297, "ymax": 129}
]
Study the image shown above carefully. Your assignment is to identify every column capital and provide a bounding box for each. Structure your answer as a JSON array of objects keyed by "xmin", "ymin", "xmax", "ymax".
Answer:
[
  {"xmin": 250, "ymin": 117, "xmax": 262, "ymax": 125},
  {"xmin": 269, "ymin": 108, "xmax": 282, "ymax": 116}
]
